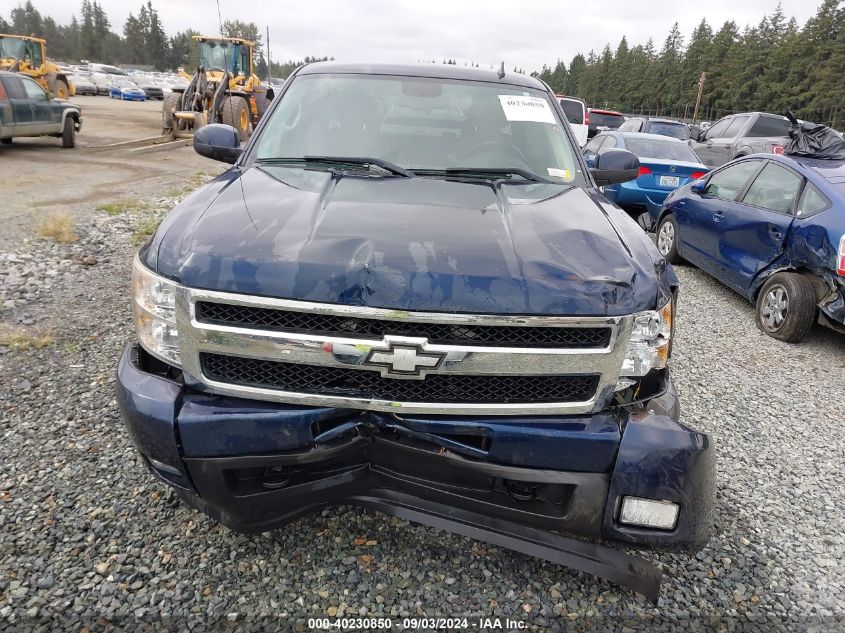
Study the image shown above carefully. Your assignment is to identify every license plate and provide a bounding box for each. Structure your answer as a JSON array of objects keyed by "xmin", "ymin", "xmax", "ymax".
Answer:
[{"xmin": 659, "ymin": 175, "xmax": 680, "ymax": 188}]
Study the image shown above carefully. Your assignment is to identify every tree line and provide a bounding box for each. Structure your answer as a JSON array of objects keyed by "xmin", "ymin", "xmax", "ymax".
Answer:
[
  {"xmin": 0, "ymin": 1, "xmax": 329, "ymax": 78},
  {"xmin": 534, "ymin": 0, "xmax": 845, "ymax": 129},
  {"xmin": 3, "ymin": 0, "xmax": 843, "ymax": 128}
]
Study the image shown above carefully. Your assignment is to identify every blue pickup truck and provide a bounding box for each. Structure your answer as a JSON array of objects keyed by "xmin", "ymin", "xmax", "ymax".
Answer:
[
  {"xmin": 117, "ymin": 63, "xmax": 715, "ymax": 599},
  {"xmin": 0, "ymin": 70, "xmax": 81, "ymax": 147}
]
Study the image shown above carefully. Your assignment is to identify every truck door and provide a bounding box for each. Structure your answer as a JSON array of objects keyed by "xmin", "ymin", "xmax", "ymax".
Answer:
[
  {"xmin": 715, "ymin": 161, "xmax": 802, "ymax": 292},
  {"xmin": 0, "ymin": 75, "xmax": 33, "ymax": 131},
  {"xmin": 20, "ymin": 77, "xmax": 56, "ymax": 133},
  {"xmin": 701, "ymin": 116, "xmax": 749, "ymax": 166},
  {"xmin": 691, "ymin": 117, "xmax": 731, "ymax": 166}
]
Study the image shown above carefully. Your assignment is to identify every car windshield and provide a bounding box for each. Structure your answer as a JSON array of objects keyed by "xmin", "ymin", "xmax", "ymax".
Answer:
[
  {"xmin": 646, "ymin": 121, "xmax": 689, "ymax": 140},
  {"xmin": 0, "ymin": 38, "xmax": 27, "ymax": 60},
  {"xmin": 255, "ymin": 74, "xmax": 580, "ymax": 183},
  {"xmin": 624, "ymin": 138, "xmax": 701, "ymax": 162}
]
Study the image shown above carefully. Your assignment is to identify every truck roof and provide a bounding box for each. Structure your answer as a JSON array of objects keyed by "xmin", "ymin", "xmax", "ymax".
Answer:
[{"xmin": 297, "ymin": 61, "xmax": 546, "ymax": 90}]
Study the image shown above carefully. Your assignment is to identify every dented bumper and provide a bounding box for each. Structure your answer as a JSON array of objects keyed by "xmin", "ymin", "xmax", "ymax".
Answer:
[{"xmin": 117, "ymin": 343, "xmax": 714, "ymax": 601}]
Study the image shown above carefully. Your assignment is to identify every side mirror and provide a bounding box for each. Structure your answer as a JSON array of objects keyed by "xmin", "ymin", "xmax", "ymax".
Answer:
[
  {"xmin": 590, "ymin": 148, "xmax": 639, "ymax": 186},
  {"xmin": 46, "ymin": 91, "xmax": 55, "ymax": 100},
  {"xmin": 582, "ymin": 150, "xmax": 596, "ymax": 168},
  {"xmin": 689, "ymin": 126, "xmax": 702, "ymax": 142},
  {"xmin": 193, "ymin": 123, "xmax": 242, "ymax": 164},
  {"xmin": 690, "ymin": 180, "xmax": 707, "ymax": 195}
]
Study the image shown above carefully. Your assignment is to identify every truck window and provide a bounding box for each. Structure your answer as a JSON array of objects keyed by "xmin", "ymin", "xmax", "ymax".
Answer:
[
  {"xmin": 705, "ymin": 160, "xmax": 760, "ymax": 200},
  {"xmin": 29, "ymin": 41, "xmax": 43, "ymax": 68},
  {"xmin": 748, "ymin": 116, "xmax": 791, "ymax": 138},
  {"xmin": 559, "ymin": 99, "xmax": 584, "ymax": 124},
  {"xmin": 741, "ymin": 163, "xmax": 802, "ymax": 214},
  {"xmin": 721, "ymin": 116, "xmax": 750, "ymax": 139},
  {"xmin": 1, "ymin": 76, "xmax": 26, "ymax": 99},
  {"xmin": 704, "ymin": 117, "xmax": 731, "ymax": 139},
  {"xmin": 21, "ymin": 77, "xmax": 47, "ymax": 100}
]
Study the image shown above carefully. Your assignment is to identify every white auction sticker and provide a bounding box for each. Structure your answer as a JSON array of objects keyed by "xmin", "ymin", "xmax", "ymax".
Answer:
[{"xmin": 498, "ymin": 95, "xmax": 556, "ymax": 124}]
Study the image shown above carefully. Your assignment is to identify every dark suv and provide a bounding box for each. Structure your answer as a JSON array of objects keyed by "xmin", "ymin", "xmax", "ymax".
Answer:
[
  {"xmin": 0, "ymin": 70, "xmax": 82, "ymax": 147},
  {"xmin": 117, "ymin": 62, "xmax": 714, "ymax": 600}
]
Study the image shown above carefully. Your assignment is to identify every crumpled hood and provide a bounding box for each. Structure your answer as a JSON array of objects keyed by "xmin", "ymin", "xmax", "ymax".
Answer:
[{"xmin": 150, "ymin": 166, "xmax": 667, "ymax": 315}]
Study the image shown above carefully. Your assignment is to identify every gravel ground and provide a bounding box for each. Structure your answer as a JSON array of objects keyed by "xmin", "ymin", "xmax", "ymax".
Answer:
[{"xmin": 1, "ymin": 194, "xmax": 844, "ymax": 632}]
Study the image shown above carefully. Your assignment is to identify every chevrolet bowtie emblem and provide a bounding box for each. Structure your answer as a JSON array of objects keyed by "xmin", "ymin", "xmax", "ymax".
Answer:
[{"xmin": 364, "ymin": 342, "xmax": 445, "ymax": 378}]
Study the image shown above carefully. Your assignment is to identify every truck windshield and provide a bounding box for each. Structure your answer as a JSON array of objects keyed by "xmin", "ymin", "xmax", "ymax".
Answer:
[
  {"xmin": 0, "ymin": 38, "xmax": 27, "ymax": 61},
  {"xmin": 256, "ymin": 73, "xmax": 581, "ymax": 183},
  {"xmin": 198, "ymin": 41, "xmax": 242, "ymax": 75}
]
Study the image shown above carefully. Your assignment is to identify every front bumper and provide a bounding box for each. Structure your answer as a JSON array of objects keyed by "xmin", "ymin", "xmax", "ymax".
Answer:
[{"xmin": 117, "ymin": 343, "xmax": 714, "ymax": 599}]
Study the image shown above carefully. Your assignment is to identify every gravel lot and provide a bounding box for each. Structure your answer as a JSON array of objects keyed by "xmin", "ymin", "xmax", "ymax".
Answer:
[{"xmin": 1, "ymin": 189, "xmax": 844, "ymax": 632}]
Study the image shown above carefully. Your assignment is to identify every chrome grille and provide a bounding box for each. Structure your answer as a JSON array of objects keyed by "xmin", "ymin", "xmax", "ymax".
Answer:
[
  {"xmin": 176, "ymin": 288, "xmax": 634, "ymax": 416},
  {"xmin": 201, "ymin": 353, "xmax": 600, "ymax": 404},
  {"xmin": 196, "ymin": 301, "xmax": 612, "ymax": 348}
]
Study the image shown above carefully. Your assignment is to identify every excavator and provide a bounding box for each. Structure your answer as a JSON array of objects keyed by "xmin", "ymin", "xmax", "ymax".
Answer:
[
  {"xmin": 162, "ymin": 35, "xmax": 273, "ymax": 141},
  {"xmin": 0, "ymin": 34, "xmax": 73, "ymax": 99}
]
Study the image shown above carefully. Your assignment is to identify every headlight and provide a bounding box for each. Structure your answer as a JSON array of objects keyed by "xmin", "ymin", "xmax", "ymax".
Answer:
[
  {"xmin": 132, "ymin": 257, "xmax": 181, "ymax": 367},
  {"xmin": 617, "ymin": 297, "xmax": 673, "ymax": 389}
]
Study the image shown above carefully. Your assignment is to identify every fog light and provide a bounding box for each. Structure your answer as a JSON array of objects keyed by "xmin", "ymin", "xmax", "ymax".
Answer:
[{"xmin": 619, "ymin": 496, "xmax": 679, "ymax": 530}]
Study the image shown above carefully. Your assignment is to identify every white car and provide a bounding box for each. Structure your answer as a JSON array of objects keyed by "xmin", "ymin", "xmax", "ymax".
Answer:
[{"xmin": 558, "ymin": 96, "xmax": 588, "ymax": 146}]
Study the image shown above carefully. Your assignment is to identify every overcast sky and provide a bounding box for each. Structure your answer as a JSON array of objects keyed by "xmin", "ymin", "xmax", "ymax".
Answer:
[{"xmin": 21, "ymin": 0, "xmax": 819, "ymax": 73}]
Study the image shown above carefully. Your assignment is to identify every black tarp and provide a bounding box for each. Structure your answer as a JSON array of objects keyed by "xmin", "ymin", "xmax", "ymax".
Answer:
[{"xmin": 783, "ymin": 110, "xmax": 845, "ymax": 160}]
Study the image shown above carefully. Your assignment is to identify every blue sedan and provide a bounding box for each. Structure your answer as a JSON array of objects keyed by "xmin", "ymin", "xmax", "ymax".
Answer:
[
  {"xmin": 584, "ymin": 132, "xmax": 708, "ymax": 224},
  {"xmin": 108, "ymin": 81, "xmax": 146, "ymax": 101},
  {"xmin": 654, "ymin": 153, "xmax": 845, "ymax": 342}
]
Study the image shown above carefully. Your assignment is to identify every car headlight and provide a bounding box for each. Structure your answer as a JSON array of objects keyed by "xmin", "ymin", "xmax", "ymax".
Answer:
[
  {"xmin": 617, "ymin": 297, "xmax": 673, "ymax": 389},
  {"xmin": 132, "ymin": 257, "xmax": 181, "ymax": 367}
]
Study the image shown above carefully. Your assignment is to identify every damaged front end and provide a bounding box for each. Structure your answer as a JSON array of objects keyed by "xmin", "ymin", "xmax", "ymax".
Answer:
[{"xmin": 117, "ymin": 339, "xmax": 714, "ymax": 604}]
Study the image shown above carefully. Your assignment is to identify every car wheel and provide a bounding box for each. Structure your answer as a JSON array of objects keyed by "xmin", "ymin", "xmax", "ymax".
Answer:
[
  {"xmin": 755, "ymin": 273, "xmax": 816, "ymax": 343},
  {"xmin": 655, "ymin": 214, "xmax": 682, "ymax": 264},
  {"xmin": 61, "ymin": 117, "xmax": 76, "ymax": 148}
]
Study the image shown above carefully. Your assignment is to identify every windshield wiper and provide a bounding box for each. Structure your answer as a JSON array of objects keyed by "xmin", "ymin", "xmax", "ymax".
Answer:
[
  {"xmin": 415, "ymin": 167, "xmax": 552, "ymax": 184},
  {"xmin": 257, "ymin": 156, "xmax": 414, "ymax": 178}
]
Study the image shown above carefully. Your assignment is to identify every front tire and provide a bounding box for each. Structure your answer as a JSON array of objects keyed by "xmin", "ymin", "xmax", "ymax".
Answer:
[
  {"xmin": 61, "ymin": 117, "xmax": 76, "ymax": 148},
  {"xmin": 755, "ymin": 273, "xmax": 816, "ymax": 343},
  {"xmin": 222, "ymin": 96, "xmax": 250, "ymax": 141},
  {"xmin": 656, "ymin": 214, "xmax": 682, "ymax": 264},
  {"xmin": 162, "ymin": 91, "xmax": 182, "ymax": 134}
]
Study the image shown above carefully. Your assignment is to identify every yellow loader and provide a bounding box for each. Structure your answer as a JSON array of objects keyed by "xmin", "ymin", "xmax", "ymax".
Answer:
[
  {"xmin": 0, "ymin": 34, "xmax": 74, "ymax": 99},
  {"xmin": 162, "ymin": 35, "xmax": 273, "ymax": 141}
]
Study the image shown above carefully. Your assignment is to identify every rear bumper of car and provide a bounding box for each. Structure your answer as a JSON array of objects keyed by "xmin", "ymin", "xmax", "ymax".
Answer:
[
  {"xmin": 604, "ymin": 182, "xmax": 672, "ymax": 219},
  {"xmin": 116, "ymin": 342, "xmax": 715, "ymax": 598}
]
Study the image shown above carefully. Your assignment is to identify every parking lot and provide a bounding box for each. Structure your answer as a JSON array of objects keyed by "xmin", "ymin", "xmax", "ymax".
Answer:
[
  {"xmin": 1, "ymin": 93, "xmax": 844, "ymax": 632},
  {"xmin": 0, "ymin": 95, "xmax": 219, "ymax": 246}
]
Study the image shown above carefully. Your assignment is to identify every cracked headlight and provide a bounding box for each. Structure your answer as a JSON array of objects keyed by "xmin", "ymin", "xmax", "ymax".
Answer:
[
  {"xmin": 617, "ymin": 298, "xmax": 673, "ymax": 389},
  {"xmin": 132, "ymin": 257, "xmax": 181, "ymax": 367}
]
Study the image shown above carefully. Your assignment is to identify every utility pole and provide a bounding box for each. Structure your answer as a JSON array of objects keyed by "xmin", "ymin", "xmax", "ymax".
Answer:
[
  {"xmin": 692, "ymin": 71, "xmax": 706, "ymax": 123},
  {"xmin": 266, "ymin": 26, "xmax": 272, "ymax": 83}
]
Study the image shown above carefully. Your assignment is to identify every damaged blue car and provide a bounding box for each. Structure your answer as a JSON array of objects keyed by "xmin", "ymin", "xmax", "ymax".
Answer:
[
  {"xmin": 117, "ymin": 62, "xmax": 716, "ymax": 601},
  {"xmin": 655, "ymin": 153, "xmax": 845, "ymax": 342}
]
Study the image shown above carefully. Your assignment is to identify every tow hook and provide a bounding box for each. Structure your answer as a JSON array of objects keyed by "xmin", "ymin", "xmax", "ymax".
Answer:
[
  {"xmin": 261, "ymin": 466, "xmax": 292, "ymax": 490},
  {"xmin": 505, "ymin": 480, "xmax": 539, "ymax": 502}
]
